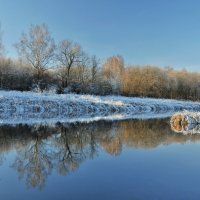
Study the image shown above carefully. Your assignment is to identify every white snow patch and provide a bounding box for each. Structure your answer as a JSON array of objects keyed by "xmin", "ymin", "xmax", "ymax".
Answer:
[{"xmin": 0, "ymin": 90, "xmax": 199, "ymax": 125}]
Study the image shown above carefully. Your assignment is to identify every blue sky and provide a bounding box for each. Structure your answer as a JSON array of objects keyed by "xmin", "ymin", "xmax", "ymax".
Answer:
[{"xmin": 0, "ymin": 0, "xmax": 200, "ymax": 71}]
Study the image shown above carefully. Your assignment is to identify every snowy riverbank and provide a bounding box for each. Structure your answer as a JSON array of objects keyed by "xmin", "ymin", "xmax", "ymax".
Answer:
[{"xmin": 0, "ymin": 90, "xmax": 200, "ymax": 125}]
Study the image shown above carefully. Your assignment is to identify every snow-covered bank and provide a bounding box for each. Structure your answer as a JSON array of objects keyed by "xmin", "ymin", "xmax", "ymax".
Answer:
[{"xmin": 0, "ymin": 90, "xmax": 200, "ymax": 125}]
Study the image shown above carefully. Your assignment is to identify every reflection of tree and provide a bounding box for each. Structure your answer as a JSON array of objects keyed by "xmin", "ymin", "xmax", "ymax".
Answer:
[
  {"xmin": 100, "ymin": 125, "xmax": 122, "ymax": 155},
  {"xmin": 12, "ymin": 126, "xmax": 56, "ymax": 189},
  {"xmin": 55, "ymin": 128, "xmax": 82, "ymax": 175},
  {"xmin": 0, "ymin": 119, "xmax": 200, "ymax": 189},
  {"xmin": 0, "ymin": 155, "xmax": 4, "ymax": 166},
  {"xmin": 119, "ymin": 120, "xmax": 168, "ymax": 149},
  {"xmin": 89, "ymin": 128, "xmax": 98, "ymax": 159},
  {"xmin": 53, "ymin": 123, "xmax": 98, "ymax": 175}
]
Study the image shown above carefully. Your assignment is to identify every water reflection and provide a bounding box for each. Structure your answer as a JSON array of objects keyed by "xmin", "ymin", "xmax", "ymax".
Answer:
[
  {"xmin": 0, "ymin": 119, "xmax": 200, "ymax": 189},
  {"xmin": 171, "ymin": 120, "xmax": 200, "ymax": 135}
]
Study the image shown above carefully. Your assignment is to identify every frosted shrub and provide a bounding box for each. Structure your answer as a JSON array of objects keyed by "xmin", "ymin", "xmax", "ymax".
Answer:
[
  {"xmin": 63, "ymin": 87, "xmax": 72, "ymax": 94},
  {"xmin": 31, "ymin": 84, "xmax": 58, "ymax": 94},
  {"xmin": 31, "ymin": 84, "xmax": 42, "ymax": 93},
  {"xmin": 44, "ymin": 85, "xmax": 58, "ymax": 94}
]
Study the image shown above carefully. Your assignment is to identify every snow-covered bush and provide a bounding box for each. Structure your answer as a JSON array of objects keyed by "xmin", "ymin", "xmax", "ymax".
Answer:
[
  {"xmin": 63, "ymin": 86, "xmax": 73, "ymax": 94},
  {"xmin": 31, "ymin": 84, "xmax": 58, "ymax": 94},
  {"xmin": 45, "ymin": 84, "xmax": 58, "ymax": 94},
  {"xmin": 31, "ymin": 84, "xmax": 42, "ymax": 93}
]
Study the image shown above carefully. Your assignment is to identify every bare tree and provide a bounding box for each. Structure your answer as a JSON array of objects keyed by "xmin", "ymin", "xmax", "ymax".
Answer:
[
  {"xmin": 15, "ymin": 24, "xmax": 55, "ymax": 81},
  {"xmin": 77, "ymin": 52, "xmax": 91, "ymax": 85},
  {"xmin": 91, "ymin": 55, "xmax": 99, "ymax": 83},
  {"xmin": 56, "ymin": 40, "xmax": 82, "ymax": 89}
]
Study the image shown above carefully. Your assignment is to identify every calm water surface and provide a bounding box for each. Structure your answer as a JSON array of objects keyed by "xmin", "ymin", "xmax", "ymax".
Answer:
[{"xmin": 0, "ymin": 118, "xmax": 200, "ymax": 200}]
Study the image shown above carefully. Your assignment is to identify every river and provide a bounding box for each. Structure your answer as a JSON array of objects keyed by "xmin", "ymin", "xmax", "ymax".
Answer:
[{"xmin": 0, "ymin": 118, "xmax": 200, "ymax": 200}]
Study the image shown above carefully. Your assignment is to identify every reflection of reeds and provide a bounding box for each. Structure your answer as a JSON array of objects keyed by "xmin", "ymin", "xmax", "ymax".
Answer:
[{"xmin": 170, "ymin": 112, "xmax": 200, "ymax": 134}]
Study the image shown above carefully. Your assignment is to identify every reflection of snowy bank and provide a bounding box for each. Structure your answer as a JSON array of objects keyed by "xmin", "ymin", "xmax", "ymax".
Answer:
[
  {"xmin": 0, "ymin": 90, "xmax": 200, "ymax": 125},
  {"xmin": 170, "ymin": 111, "xmax": 200, "ymax": 134}
]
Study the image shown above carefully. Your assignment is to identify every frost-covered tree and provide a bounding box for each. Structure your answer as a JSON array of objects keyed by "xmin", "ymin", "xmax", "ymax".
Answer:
[
  {"xmin": 102, "ymin": 55, "xmax": 124, "ymax": 94},
  {"xmin": 15, "ymin": 24, "xmax": 55, "ymax": 81},
  {"xmin": 56, "ymin": 39, "xmax": 82, "ymax": 89},
  {"xmin": 76, "ymin": 52, "xmax": 91, "ymax": 85},
  {"xmin": 91, "ymin": 55, "xmax": 99, "ymax": 83}
]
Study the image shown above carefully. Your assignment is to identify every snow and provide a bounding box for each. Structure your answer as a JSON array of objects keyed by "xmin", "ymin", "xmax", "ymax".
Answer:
[{"xmin": 0, "ymin": 90, "xmax": 200, "ymax": 125}]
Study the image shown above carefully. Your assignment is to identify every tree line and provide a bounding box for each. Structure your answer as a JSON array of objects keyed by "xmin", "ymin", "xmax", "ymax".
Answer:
[{"xmin": 0, "ymin": 23, "xmax": 200, "ymax": 100}]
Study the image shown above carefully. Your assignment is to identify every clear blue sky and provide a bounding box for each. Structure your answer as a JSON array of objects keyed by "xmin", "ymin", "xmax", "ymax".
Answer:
[{"xmin": 0, "ymin": 0, "xmax": 200, "ymax": 71}]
